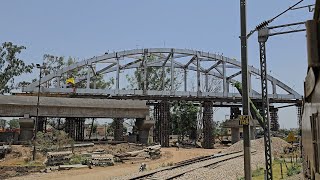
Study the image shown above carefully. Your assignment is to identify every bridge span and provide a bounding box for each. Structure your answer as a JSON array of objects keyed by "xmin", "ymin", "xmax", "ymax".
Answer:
[
  {"xmin": 22, "ymin": 48, "xmax": 302, "ymax": 104},
  {"xmin": 17, "ymin": 48, "xmax": 303, "ymax": 148},
  {"xmin": 0, "ymin": 95, "xmax": 149, "ymax": 118}
]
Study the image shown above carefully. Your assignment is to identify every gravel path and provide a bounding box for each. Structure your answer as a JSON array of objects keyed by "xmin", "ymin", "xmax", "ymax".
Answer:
[
  {"xmin": 151, "ymin": 152, "xmax": 243, "ymax": 179},
  {"xmin": 117, "ymin": 138, "xmax": 290, "ymax": 180},
  {"xmin": 175, "ymin": 152, "xmax": 265, "ymax": 180},
  {"xmin": 114, "ymin": 152, "xmax": 245, "ymax": 180}
]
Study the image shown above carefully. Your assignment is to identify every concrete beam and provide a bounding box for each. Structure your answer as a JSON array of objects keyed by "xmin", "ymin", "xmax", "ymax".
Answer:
[{"xmin": 0, "ymin": 96, "xmax": 149, "ymax": 118}]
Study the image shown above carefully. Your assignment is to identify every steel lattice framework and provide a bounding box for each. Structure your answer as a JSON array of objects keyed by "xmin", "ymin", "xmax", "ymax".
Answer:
[
  {"xmin": 259, "ymin": 39, "xmax": 273, "ymax": 179},
  {"xmin": 23, "ymin": 48, "xmax": 302, "ymax": 103}
]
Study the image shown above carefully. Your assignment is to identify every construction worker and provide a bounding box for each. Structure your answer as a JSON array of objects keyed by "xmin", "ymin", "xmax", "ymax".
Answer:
[{"xmin": 139, "ymin": 163, "xmax": 146, "ymax": 172}]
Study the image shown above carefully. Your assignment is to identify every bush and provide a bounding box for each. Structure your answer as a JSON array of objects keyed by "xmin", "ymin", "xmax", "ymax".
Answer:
[
  {"xmin": 69, "ymin": 154, "xmax": 87, "ymax": 165},
  {"xmin": 287, "ymin": 164, "xmax": 301, "ymax": 176},
  {"xmin": 36, "ymin": 130, "xmax": 74, "ymax": 152},
  {"xmin": 252, "ymin": 167, "xmax": 264, "ymax": 177}
]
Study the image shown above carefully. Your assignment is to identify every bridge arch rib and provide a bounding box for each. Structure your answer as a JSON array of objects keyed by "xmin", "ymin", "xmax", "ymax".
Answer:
[{"xmin": 23, "ymin": 48, "xmax": 302, "ymax": 103}]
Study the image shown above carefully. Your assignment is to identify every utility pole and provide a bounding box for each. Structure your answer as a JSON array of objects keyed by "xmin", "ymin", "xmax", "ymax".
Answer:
[
  {"xmin": 105, "ymin": 123, "xmax": 107, "ymax": 140},
  {"xmin": 256, "ymin": 21, "xmax": 306, "ymax": 180},
  {"xmin": 33, "ymin": 64, "xmax": 44, "ymax": 161},
  {"xmin": 240, "ymin": 0, "xmax": 252, "ymax": 179},
  {"xmin": 258, "ymin": 28, "xmax": 273, "ymax": 180}
]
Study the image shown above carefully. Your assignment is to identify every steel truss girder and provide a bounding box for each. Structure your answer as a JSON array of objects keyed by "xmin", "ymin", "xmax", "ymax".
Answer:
[
  {"xmin": 23, "ymin": 48, "xmax": 302, "ymax": 100},
  {"xmin": 259, "ymin": 41, "xmax": 273, "ymax": 180}
]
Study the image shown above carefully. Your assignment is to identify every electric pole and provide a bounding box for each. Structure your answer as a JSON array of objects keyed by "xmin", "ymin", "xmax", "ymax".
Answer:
[{"xmin": 240, "ymin": 0, "xmax": 252, "ymax": 179}]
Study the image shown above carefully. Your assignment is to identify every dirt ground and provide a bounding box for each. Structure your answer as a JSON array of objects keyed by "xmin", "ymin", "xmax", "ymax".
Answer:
[
  {"xmin": 0, "ymin": 145, "xmax": 44, "ymax": 166},
  {"xmin": 8, "ymin": 147, "xmax": 225, "ymax": 180}
]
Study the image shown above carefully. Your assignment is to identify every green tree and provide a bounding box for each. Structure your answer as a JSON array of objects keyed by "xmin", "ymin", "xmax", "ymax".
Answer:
[
  {"xmin": 41, "ymin": 55, "xmax": 115, "ymax": 131},
  {"xmin": 126, "ymin": 55, "xmax": 181, "ymax": 90},
  {"xmin": 213, "ymin": 121, "xmax": 228, "ymax": 139},
  {"xmin": 0, "ymin": 42, "xmax": 34, "ymax": 93},
  {"xmin": 42, "ymin": 55, "xmax": 114, "ymax": 89},
  {"xmin": 171, "ymin": 102, "xmax": 198, "ymax": 141},
  {"xmin": 36, "ymin": 129, "xmax": 73, "ymax": 152},
  {"xmin": 7, "ymin": 119, "xmax": 20, "ymax": 129},
  {"xmin": 107, "ymin": 120, "xmax": 127, "ymax": 135}
]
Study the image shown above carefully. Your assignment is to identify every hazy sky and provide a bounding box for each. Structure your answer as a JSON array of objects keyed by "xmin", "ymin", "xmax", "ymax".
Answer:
[{"xmin": 0, "ymin": 0, "xmax": 314, "ymax": 128}]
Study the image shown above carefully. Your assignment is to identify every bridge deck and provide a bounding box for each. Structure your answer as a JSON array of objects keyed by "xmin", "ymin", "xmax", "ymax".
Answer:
[{"xmin": 0, "ymin": 95, "xmax": 149, "ymax": 118}]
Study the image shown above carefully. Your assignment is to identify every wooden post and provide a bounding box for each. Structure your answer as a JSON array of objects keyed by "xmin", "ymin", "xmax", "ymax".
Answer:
[
  {"xmin": 280, "ymin": 162, "xmax": 283, "ymax": 179},
  {"xmin": 284, "ymin": 160, "xmax": 288, "ymax": 170}
]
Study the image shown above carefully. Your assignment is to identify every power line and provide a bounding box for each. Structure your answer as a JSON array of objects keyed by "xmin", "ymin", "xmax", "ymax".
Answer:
[{"xmin": 247, "ymin": 0, "xmax": 305, "ymax": 38}]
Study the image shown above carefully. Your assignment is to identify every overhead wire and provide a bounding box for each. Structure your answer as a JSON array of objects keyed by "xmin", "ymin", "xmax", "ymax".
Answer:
[{"xmin": 247, "ymin": 0, "xmax": 305, "ymax": 38}]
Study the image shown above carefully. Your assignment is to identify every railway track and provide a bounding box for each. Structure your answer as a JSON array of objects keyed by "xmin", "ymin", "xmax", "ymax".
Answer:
[{"xmin": 129, "ymin": 150, "xmax": 255, "ymax": 180}]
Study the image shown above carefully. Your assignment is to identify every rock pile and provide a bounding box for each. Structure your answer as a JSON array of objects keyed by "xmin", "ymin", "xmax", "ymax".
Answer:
[{"xmin": 225, "ymin": 137, "xmax": 291, "ymax": 156}]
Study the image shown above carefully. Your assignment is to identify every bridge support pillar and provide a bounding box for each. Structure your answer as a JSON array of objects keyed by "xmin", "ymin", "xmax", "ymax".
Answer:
[
  {"xmin": 135, "ymin": 117, "xmax": 154, "ymax": 144},
  {"xmin": 203, "ymin": 101, "xmax": 213, "ymax": 149},
  {"xmin": 231, "ymin": 127, "xmax": 240, "ymax": 144},
  {"xmin": 37, "ymin": 117, "xmax": 45, "ymax": 132},
  {"xmin": 154, "ymin": 101, "xmax": 170, "ymax": 147},
  {"xmin": 230, "ymin": 107, "xmax": 241, "ymax": 119},
  {"xmin": 114, "ymin": 118, "xmax": 124, "ymax": 141},
  {"xmin": 270, "ymin": 107, "xmax": 279, "ymax": 131},
  {"xmin": 296, "ymin": 105, "xmax": 302, "ymax": 133},
  {"xmin": 19, "ymin": 118, "xmax": 34, "ymax": 142},
  {"xmin": 65, "ymin": 118, "xmax": 85, "ymax": 141}
]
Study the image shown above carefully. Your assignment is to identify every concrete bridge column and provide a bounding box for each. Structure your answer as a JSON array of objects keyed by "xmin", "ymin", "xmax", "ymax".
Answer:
[
  {"xmin": 136, "ymin": 117, "xmax": 154, "ymax": 144},
  {"xmin": 19, "ymin": 117, "xmax": 34, "ymax": 141},
  {"xmin": 231, "ymin": 127, "xmax": 240, "ymax": 144},
  {"xmin": 154, "ymin": 101, "xmax": 170, "ymax": 147},
  {"xmin": 37, "ymin": 117, "xmax": 45, "ymax": 132},
  {"xmin": 114, "ymin": 118, "xmax": 124, "ymax": 141},
  {"xmin": 203, "ymin": 101, "xmax": 213, "ymax": 149}
]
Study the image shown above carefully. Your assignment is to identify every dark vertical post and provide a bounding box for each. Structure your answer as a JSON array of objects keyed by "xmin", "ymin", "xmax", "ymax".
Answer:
[
  {"xmin": 240, "ymin": 0, "xmax": 251, "ymax": 179},
  {"xmin": 280, "ymin": 162, "xmax": 283, "ymax": 179},
  {"xmin": 203, "ymin": 101, "xmax": 213, "ymax": 149},
  {"xmin": 114, "ymin": 118, "xmax": 124, "ymax": 141},
  {"xmin": 44, "ymin": 117, "xmax": 47, "ymax": 133},
  {"xmin": 89, "ymin": 118, "xmax": 94, "ymax": 140},
  {"xmin": 258, "ymin": 28, "xmax": 273, "ymax": 180},
  {"xmin": 33, "ymin": 64, "xmax": 43, "ymax": 161}
]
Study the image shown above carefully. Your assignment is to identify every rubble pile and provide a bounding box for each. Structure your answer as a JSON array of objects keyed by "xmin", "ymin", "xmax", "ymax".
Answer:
[
  {"xmin": 115, "ymin": 145, "xmax": 161, "ymax": 161},
  {"xmin": 45, "ymin": 151, "xmax": 73, "ymax": 166},
  {"xmin": 0, "ymin": 145, "xmax": 12, "ymax": 159},
  {"xmin": 74, "ymin": 143, "xmax": 144, "ymax": 155},
  {"xmin": 225, "ymin": 137, "xmax": 291, "ymax": 156}
]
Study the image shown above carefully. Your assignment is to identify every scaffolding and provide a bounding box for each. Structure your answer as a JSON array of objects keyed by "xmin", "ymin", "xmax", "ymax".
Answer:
[
  {"xmin": 65, "ymin": 118, "xmax": 85, "ymax": 141},
  {"xmin": 114, "ymin": 118, "xmax": 124, "ymax": 141},
  {"xmin": 203, "ymin": 101, "xmax": 213, "ymax": 149},
  {"xmin": 153, "ymin": 101, "xmax": 170, "ymax": 147}
]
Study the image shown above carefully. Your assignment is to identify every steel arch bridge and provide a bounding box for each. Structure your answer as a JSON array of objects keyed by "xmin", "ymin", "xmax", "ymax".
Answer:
[{"xmin": 23, "ymin": 48, "xmax": 302, "ymax": 104}]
